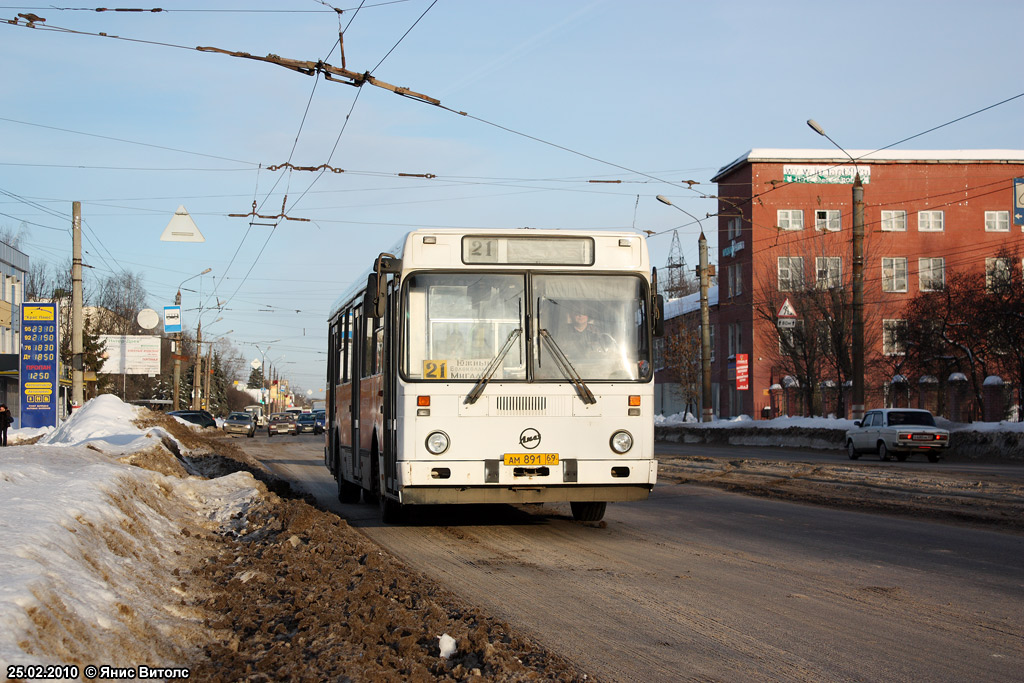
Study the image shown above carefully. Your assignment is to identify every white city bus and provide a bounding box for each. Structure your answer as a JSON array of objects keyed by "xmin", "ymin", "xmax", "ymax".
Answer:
[{"xmin": 325, "ymin": 229, "xmax": 664, "ymax": 522}]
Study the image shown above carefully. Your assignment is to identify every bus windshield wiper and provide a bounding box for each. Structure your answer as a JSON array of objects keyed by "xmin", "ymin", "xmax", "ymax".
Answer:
[
  {"xmin": 464, "ymin": 328, "xmax": 522, "ymax": 405},
  {"xmin": 538, "ymin": 329, "xmax": 597, "ymax": 405}
]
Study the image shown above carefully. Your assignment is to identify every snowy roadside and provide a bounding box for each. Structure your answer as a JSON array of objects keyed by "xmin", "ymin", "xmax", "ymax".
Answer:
[
  {"xmin": 0, "ymin": 396, "xmax": 263, "ymax": 674},
  {"xmin": 0, "ymin": 397, "xmax": 594, "ymax": 681},
  {"xmin": 655, "ymin": 412, "xmax": 1024, "ymax": 460}
]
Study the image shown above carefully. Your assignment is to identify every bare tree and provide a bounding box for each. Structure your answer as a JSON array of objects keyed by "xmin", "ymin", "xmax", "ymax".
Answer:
[
  {"xmin": 92, "ymin": 270, "xmax": 149, "ymax": 335},
  {"xmin": 661, "ymin": 315, "xmax": 702, "ymax": 417},
  {"xmin": 901, "ymin": 245, "xmax": 1023, "ymax": 420}
]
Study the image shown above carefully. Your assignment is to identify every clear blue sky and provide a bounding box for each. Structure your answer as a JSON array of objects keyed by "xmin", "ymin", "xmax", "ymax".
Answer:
[{"xmin": 2, "ymin": 0, "xmax": 1021, "ymax": 396}]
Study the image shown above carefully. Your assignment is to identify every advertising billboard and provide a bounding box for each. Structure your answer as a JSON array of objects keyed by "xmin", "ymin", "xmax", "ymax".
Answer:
[
  {"xmin": 99, "ymin": 335, "xmax": 162, "ymax": 375},
  {"xmin": 20, "ymin": 302, "xmax": 60, "ymax": 428}
]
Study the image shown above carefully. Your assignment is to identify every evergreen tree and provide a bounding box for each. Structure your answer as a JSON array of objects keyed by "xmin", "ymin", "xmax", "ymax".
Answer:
[{"xmin": 247, "ymin": 366, "xmax": 265, "ymax": 389}]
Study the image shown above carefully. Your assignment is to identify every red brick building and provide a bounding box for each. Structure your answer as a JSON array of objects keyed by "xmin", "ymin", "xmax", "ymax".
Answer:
[{"xmin": 707, "ymin": 149, "xmax": 1024, "ymax": 419}]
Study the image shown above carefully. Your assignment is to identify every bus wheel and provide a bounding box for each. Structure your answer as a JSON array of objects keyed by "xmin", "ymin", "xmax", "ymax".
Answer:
[
  {"xmin": 338, "ymin": 477, "xmax": 361, "ymax": 504},
  {"xmin": 570, "ymin": 501, "xmax": 606, "ymax": 522},
  {"xmin": 380, "ymin": 495, "xmax": 404, "ymax": 523}
]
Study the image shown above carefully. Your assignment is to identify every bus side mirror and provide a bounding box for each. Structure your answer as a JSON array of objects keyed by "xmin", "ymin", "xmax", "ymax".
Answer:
[
  {"xmin": 364, "ymin": 273, "xmax": 386, "ymax": 319},
  {"xmin": 652, "ymin": 294, "xmax": 665, "ymax": 337}
]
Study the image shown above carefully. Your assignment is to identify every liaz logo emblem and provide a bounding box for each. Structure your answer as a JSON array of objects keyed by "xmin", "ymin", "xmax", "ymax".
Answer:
[{"xmin": 519, "ymin": 428, "xmax": 541, "ymax": 450}]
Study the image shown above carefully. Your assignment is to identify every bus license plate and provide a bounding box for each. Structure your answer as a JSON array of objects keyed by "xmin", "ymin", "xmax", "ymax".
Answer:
[{"xmin": 503, "ymin": 453, "xmax": 559, "ymax": 466}]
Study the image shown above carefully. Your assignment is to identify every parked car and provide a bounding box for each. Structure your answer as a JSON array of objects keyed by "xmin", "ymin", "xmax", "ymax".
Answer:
[
  {"xmin": 845, "ymin": 408, "xmax": 950, "ymax": 462},
  {"xmin": 296, "ymin": 412, "xmax": 322, "ymax": 435},
  {"xmin": 168, "ymin": 410, "xmax": 217, "ymax": 429},
  {"xmin": 223, "ymin": 411, "xmax": 257, "ymax": 438},
  {"xmin": 267, "ymin": 411, "xmax": 298, "ymax": 437}
]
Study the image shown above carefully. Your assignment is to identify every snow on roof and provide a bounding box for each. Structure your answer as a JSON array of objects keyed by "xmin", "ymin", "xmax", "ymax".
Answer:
[
  {"xmin": 712, "ymin": 148, "xmax": 1024, "ymax": 181},
  {"xmin": 983, "ymin": 375, "xmax": 1005, "ymax": 386},
  {"xmin": 949, "ymin": 372, "xmax": 968, "ymax": 382},
  {"xmin": 663, "ymin": 286, "xmax": 718, "ymax": 320}
]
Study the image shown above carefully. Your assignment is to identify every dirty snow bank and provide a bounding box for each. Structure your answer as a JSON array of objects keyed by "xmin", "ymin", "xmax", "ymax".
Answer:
[
  {"xmin": 656, "ymin": 411, "xmax": 1024, "ymax": 460},
  {"xmin": 0, "ymin": 395, "xmax": 261, "ymax": 671}
]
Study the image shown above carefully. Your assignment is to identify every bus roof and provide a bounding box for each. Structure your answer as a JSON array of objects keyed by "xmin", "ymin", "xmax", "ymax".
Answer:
[{"xmin": 328, "ymin": 228, "xmax": 650, "ymax": 321}]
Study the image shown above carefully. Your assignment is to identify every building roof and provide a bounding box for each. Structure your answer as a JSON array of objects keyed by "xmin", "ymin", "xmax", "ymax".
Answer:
[
  {"xmin": 664, "ymin": 286, "xmax": 718, "ymax": 321},
  {"xmin": 711, "ymin": 148, "xmax": 1024, "ymax": 182}
]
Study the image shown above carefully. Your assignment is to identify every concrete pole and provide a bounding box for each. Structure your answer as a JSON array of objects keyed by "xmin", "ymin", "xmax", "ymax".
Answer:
[
  {"xmin": 699, "ymin": 231, "xmax": 713, "ymax": 423},
  {"xmin": 204, "ymin": 342, "xmax": 212, "ymax": 411},
  {"xmin": 71, "ymin": 202, "xmax": 84, "ymax": 408},
  {"xmin": 192, "ymin": 320, "xmax": 202, "ymax": 410},
  {"xmin": 172, "ymin": 290, "xmax": 181, "ymax": 411},
  {"xmin": 851, "ymin": 174, "xmax": 865, "ymax": 420}
]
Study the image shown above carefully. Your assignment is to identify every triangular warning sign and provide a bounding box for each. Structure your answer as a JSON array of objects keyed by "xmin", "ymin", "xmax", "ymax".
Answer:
[
  {"xmin": 778, "ymin": 298, "xmax": 797, "ymax": 318},
  {"xmin": 160, "ymin": 205, "xmax": 205, "ymax": 242}
]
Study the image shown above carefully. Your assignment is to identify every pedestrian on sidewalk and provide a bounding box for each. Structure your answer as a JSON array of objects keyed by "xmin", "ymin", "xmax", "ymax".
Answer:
[{"xmin": 0, "ymin": 404, "xmax": 12, "ymax": 446}]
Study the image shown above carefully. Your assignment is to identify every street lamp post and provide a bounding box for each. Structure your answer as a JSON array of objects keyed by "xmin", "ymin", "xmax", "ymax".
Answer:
[
  {"xmin": 173, "ymin": 268, "xmax": 211, "ymax": 411},
  {"xmin": 202, "ymin": 330, "xmax": 233, "ymax": 413},
  {"xmin": 252, "ymin": 340, "xmax": 280, "ymax": 411},
  {"xmin": 656, "ymin": 195, "xmax": 714, "ymax": 422},
  {"xmin": 193, "ymin": 316, "xmax": 222, "ymax": 410},
  {"xmin": 807, "ymin": 119, "xmax": 865, "ymax": 420}
]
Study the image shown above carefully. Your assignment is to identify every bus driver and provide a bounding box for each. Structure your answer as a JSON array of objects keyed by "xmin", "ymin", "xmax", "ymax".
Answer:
[{"xmin": 561, "ymin": 304, "xmax": 613, "ymax": 361}]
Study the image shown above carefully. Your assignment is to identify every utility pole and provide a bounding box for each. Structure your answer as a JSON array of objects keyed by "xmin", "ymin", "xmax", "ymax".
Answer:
[
  {"xmin": 204, "ymin": 341, "xmax": 213, "ymax": 412},
  {"xmin": 172, "ymin": 290, "xmax": 182, "ymax": 411},
  {"xmin": 698, "ymin": 231, "xmax": 713, "ymax": 423},
  {"xmin": 806, "ymin": 119, "xmax": 866, "ymax": 419},
  {"xmin": 71, "ymin": 202, "xmax": 84, "ymax": 409},
  {"xmin": 192, "ymin": 320, "xmax": 202, "ymax": 410},
  {"xmin": 851, "ymin": 174, "xmax": 865, "ymax": 420}
]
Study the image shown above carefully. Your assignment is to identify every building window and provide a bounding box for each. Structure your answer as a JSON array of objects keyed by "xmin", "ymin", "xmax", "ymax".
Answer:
[
  {"xmin": 881, "ymin": 210, "xmax": 906, "ymax": 232},
  {"xmin": 918, "ymin": 210, "xmax": 944, "ymax": 232},
  {"xmin": 727, "ymin": 263, "xmax": 742, "ymax": 298},
  {"xmin": 727, "ymin": 216, "xmax": 742, "ymax": 239},
  {"xmin": 883, "ymin": 319, "xmax": 907, "ymax": 356},
  {"xmin": 882, "ymin": 257, "xmax": 908, "ymax": 292},
  {"xmin": 986, "ymin": 257, "xmax": 1011, "ymax": 292},
  {"xmin": 727, "ymin": 322, "xmax": 742, "ymax": 358},
  {"xmin": 777, "ymin": 257, "xmax": 804, "ymax": 291},
  {"xmin": 815, "ymin": 257, "xmax": 842, "ymax": 290},
  {"xmin": 778, "ymin": 209, "xmax": 803, "ymax": 231},
  {"xmin": 815, "ymin": 209, "xmax": 841, "ymax": 232},
  {"xmin": 918, "ymin": 257, "xmax": 945, "ymax": 292},
  {"xmin": 985, "ymin": 211, "xmax": 1009, "ymax": 232}
]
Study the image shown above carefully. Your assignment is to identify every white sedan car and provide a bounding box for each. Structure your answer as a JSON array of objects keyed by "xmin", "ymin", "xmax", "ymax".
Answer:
[{"xmin": 845, "ymin": 408, "xmax": 950, "ymax": 462}]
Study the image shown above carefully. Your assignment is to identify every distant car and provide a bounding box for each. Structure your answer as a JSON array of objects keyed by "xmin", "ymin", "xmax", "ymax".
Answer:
[
  {"xmin": 845, "ymin": 408, "xmax": 950, "ymax": 462},
  {"xmin": 313, "ymin": 410, "xmax": 326, "ymax": 433},
  {"xmin": 223, "ymin": 411, "xmax": 256, "ymax": 438},
  {"xmin": 267, "ymin": 411, "xmax": 298, "ymax": 437},
  {"xmin": 168, "ymin": 410, "xmax": 217, "ymax": 429},
  {"xmin": 296, "ymin": 412, "xmax": 322, "ymax": 434}
]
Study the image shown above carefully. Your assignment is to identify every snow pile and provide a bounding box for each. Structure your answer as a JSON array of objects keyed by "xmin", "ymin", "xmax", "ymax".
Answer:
[{"xmin": 0, "ymin": 395, "xmax": 261, "ymax": 670}]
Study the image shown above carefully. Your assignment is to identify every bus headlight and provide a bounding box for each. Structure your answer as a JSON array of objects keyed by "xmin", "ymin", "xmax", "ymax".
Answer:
[
  {"xmin": 610, "ymin": 430, "xmax": 633, "ymax": 454},
  {"xmin": 425, "ymin": 431, "xmax": 450, "ymax": 455}
]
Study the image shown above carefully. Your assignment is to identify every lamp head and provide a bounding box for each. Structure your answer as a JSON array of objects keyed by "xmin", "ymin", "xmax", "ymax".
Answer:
[{"xmin": 807, "ymin": 119, "xmax": 826, "ymax": 136}]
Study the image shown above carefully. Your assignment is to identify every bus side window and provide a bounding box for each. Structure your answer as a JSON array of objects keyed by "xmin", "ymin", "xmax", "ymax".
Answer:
[
  {"xmin": 340, "ymin": 309, "xmax": 349, "ymax": 384},
  {"xmin": 363, "ymin": 306, "xmax": 375, "ymax": 378},
  {"xmin": 352, "ymin": 305, "xmax": 364, "ymax": 382}
]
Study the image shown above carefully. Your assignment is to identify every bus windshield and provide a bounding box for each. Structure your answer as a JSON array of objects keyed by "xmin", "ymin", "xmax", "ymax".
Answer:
[
  {"xmin": 404, "ymin": 272, "xmax": 526, "ymax": 381},
  {"xmin": 534, "ymin": 274, "xmax": 650, "ymax": 382},
  {"xmin": 403, "ymin": 272, "xmax": 651, "ymax": 382}
]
